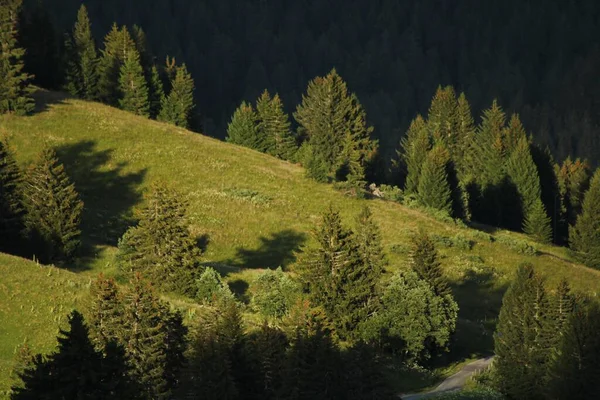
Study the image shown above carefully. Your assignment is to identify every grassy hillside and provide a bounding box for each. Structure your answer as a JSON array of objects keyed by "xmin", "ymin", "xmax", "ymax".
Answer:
[{"xmin": 0, "ymin": 90, "xmax": 599, "ymax": 393}]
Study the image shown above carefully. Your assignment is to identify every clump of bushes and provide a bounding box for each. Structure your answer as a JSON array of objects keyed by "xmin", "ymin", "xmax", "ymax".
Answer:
[{"xmin": 250, "ymin": 267, "xmax": 300, "ymax": 318}]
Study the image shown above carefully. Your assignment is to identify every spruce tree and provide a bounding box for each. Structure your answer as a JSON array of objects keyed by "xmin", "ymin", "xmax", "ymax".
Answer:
[
  {"xmin": 409, "ymin": 232, "xmax": 450, "ymax": 297},
  {"xmin": 256, "ymin": 90, "xmax": 297, "ymax": 160},
  {"xmin": 148, "ymin": 64, "xmax": 165, "ymax": 118},
  {"xmin": 294, "ymin": 69, "xmax": 376, "ymax": 181},
  {"xmin": 117, "ymin": 185, "xmax": 201, "ymax": 295},
  {"xmin": 255, "ymin": 90, "xmax": 277, "ymax": 153},
  {"xmin": 569, "ymin": 168, "xmax": 600, "ymax": 269},
  {"xmin": 454, "ymin": 92, "xmax": 476, "ymax": 178},
  {"xmin": 505, "ymin": 137, "xmax": 543, "ymax": 220},
  {"xmin": 0, "ymin": 140, "xmax": 25, "ymax": 254},
  {"xmin": 557, "ymin": 157, "xmax": 591, "ymax": 228},
  {"xmin": 400, "ymin": 115, "xmax": 430, "ymax": 193},
  {"xmin": 22, "ymin": 147, "xmax": 83, "ymax": 264},
  {"xmin": 523, "ymin": 198, "xmax": 552, "ymax": 244},
  {"xmin": 494, "ymin": 264, "xmax": 552, "ymax": 400},
  {"xmin": 427, "ymin": 85, "xmax": 458, "ymax": 151},
  {"xmin": 97, "ymin": 24, "xmax": 136, "ymax": 105},
  {"xmin": 158, "ymin": 63, "xmax": 195, "ymax": 128},
  {"xmin": 64, "ymin": 5, "xmax": 98, "ymax": 100},
  {"xmin": 118, "ymin": 49, "xmax": 149, "ymax": 116},
  {"xmin": 472, "ymin": 100, "xmax": 507, "ymax": 188},
  {"xmin": 417, "ymin": 145, "xmax": 452, "ymax": 214},
  {"xmin": 0, "ymin": 0, "xmax": 33, "ymax": 115},
  {"xmin": 226, "ymin": 101, "xmax": 261, "ymax": 149},
  {"xmin": 87, "ymin": 274, "xmax": 124, "ymax": 349},
  {"xmin": 503, "ymin": 114, "xmax": 528, "ymax": 155},
  {"xmin": 131, "ymin": 25, "xmax": 150, "ymax": 74}
]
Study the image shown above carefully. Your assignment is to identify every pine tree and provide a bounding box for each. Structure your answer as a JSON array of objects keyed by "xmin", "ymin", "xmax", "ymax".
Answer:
[
  {"xmin": 256, "ymin": 90, "xmax": 297, "ymax": 160},
  {"xmin": 22, "ymin": 147, "xmax": 83, "ymax": 264},
  {"xmin": 505, "ymin": 137, "xmax": 542, "ymax": 218},
  {"xmin": 400, "ymin": 115, "xmax": 430, "ymax": 193},
  {"xmin": 0, "ymin": 140, "xmax": 25, "ymax": 254},
  {"xmin": 97, "ymin": 24, "xmax": 135, "ymax": 105},
  {"xmin": 121, "ymin": 274, "xmax": 170, "ymax": 400},
  {"xmin": 569, "ymin": 168, "xmax": 600, "ymax": 269},
  {"xmin": 523, "ymin": 198, "xmax": 552, "ymax": 244},
  {"xmin": 0, "ymin": 0, "xmax": 34, "ymax": 115},
  {"xmin": 294, "ymin": 69, "xmax": 376, "ymax": 181},
  {"xmin": 494, "ymin": 264, "xmax": 552, "ymax": 400},
  {"xmin": 427, "ymin": 85, "xmax": 458, "ymax": 150},
  {"xmin": 503, "ymin": 114, "xmax": 528, "ymax": 155},
  {"xmin": 226, "ymin": 101, "xmax": 261, "ymax": 149},
  {"xmin": 64, "ymin": 5, "xmax": 98, "ymax": 100},
  {"xmin": 87, "ymin": 274, "xmax": 124, "ymax": 349},
  {"xmin": 454, "ymin": 92, "xmax": 476, "ymax": 179},
  {"xmin": 148, "ymin": 65, "xmax": 165, "ymax": 118},
  {"xmin": 472, "ymin": 100, "xmax": 507, "ymax": 188},
  {"xmin": 117, "ymin": 185, "xmax": 201, "ymax": 295},
  {"xmin": 417, "ymin": 146, "xmax": 452, "ymax": 214},
  {"xmin": 118, "ymin": 49, "xmax": 149, "ymax": 116},
  {"xmin": 409, "ymin": 232, "xmax": 450, "ymax": 297},
  {"xmin": 158, "ymin": 63, "xmax": 195, "ymax": 128}
]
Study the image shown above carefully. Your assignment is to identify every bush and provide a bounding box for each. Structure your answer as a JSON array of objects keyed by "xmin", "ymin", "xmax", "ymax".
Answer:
[
  {"xmin": 431, "ymin": 234, "xmax": 474, "ymax": 250},
  {"xmin": 196, "ymin": 267, "xmax": 236, "ymax": 306},
  {"xmin": 377, "ymin": 184, "xmax": 404, "ymax": 202},
  {"xmin": 496, "ymin": 236, "xmax": 538, "ymax": 256},
  {"xmin": 471, "ymin": 230, "xmax": 494, "ymax": 243},
  {"xmin": 333, "ymin": 180, "xmax": 368, "ymax": 198},
  {"xmin": 251, "ymin": 267, "xmax": 300, "ymax": 318}
]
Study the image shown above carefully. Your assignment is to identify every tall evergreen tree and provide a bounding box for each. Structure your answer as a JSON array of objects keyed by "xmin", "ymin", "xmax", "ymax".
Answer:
[
  {"xmin": 523, "ymin": 198, "xmax": 553, "ymax": 244},
  {"xmin": 158, "ymin": 63, "xmax": 195, "ymax": 128},
  {"xmin": 556, "ymin": 157, "xmax": 591, "ymax": 242},
  {"xmin": 0, "ymin": 0, "xmax": 33, "ymax": 115},
  {"xmin": 409, "ymin": 232, "xmax": 450, "ymax": 297},
  {"xmin": 226, "ymin": 101, "xmax": 261, "ymax": 149},
  {"xmin": 494, "ymin": 264, "xmax": 552, "ymax": 400},
  {"xmin": 294, "ymin": 69, "xmax": 376, "ymax": 181},
  {"xmin": 87, "ymin": 274, "xmax": 124, "ymax": 349},
  {"xmin": 569, "ymin": 168, "xmax": 600, "ymax": 269},
  {"xmin": 427, "ymin": 85, "xmax": 458, "ymax": 151},
  {"xmin": 400, "ymin": 115, "xmax": 430, "ymax": 193},
  {"xmin": 148, "ymin": 64, "xmax": 165, "ymax": 118},
  {"xmin": 256, "ymin": 90, "xmax": 297, "ymax": 160},
  {"xmin": 97, "ymin": 24, "xmax": 135, "ymax": 105},
  {"xmin": 0, "ymin": 140, "xmax": 25, "ymax": 254},
  {"xmin": 454, "ymin": 92, "xmax": 476, "ymax": 178},
  {"xmin": 472, "ymin": 100, "xmax": 507, "ymax": 188},
  {"xmin": 505, "ymin": 137, "xmax": 543, "ymax": 220},
  {"xmin": 64, "ymin": 5, "xmax": 98, "ymax": 100},
  {"xmin": 255, "ymin": 90, "xmax": 277, "ymax": 153},
  {"xmin": 118, "ymin": 49, "xmax": 149, "ymax": 116},
  {"xmin": 417, "ymin": 145, "xmax": 453, "ymax": 214},
  {"xmin": 117, "ymin": 185, "xmax": 201, "ymax": 295},
  {"xmin": 22, "ymin": 147, "xmax": 83, "ymax": 264}
]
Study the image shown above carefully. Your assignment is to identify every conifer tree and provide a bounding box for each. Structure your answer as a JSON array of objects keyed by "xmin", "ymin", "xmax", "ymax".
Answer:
[
  {"xmin": 400, "ymin": 115, "xmax": 430, "ymax": 193},
  {"xmin": 226, "ymin": 101, "xmax": 261, "ymax": 149},
  {"xmin": 118, "ymin": 49, "xmax": 149, "ymax": 116},
  {"xmin": 427, "ymin": 85, "xmax": 458, "ymax": 150},
  {"xmin": 0, "ymin": 0, "xmax": 33, "ymax": 115},
  {"xmin": 503, "ymin": 114, "xmax": 528, "ymax": 155},
  {"xmin": 294, "ymin": 69, "xmax": 376, "ymax": 181},
  {"xmin": 557, "ymin": 157, "xmax": 591, "ymax": 228},
  {"xmin": 454, "ymin": 92, "xmax": 476, "ymax": 178},
  {"xmin": 0, "ymin": 140, "xmax": 25, "ymax": 254},
  {"xmin": 97, "ymin": 24, "xmax": 136, "ymax": 105},
  {"xmin": 409, "ymin": 232, "xmax": 450, "ymax": 297},
  {"xmin": 523, "ymin": 198, "xmax": 552, "ymax": 244},
  {"xmin": 131, "ymin": 25, "xmax": 150, "ymax": 74},
  {"xmin": 64, "ymin": 5, "xmax": 98, "ymax": 100},
  {"xmin": 256, "ymin": 90, "xmax": 296, "ymax": 160},
  {"xmin": 148, "ymin": 65, "xmax": 165, "ymax": 118},
  {"xmin": 87, "ymin": 274, "xmax": 124, "ymax": 349},
  {"xmin": 472, "ymin": 100, "xmax": 507, "ymax": 188},
  {"xmin": 505, "ymin": 137, "xmax": 542, "ymax": 219},
  {"xmin": 22, "ymin": 147, "xmax": 83, "ymax": 264},
  {"xmin": 417, "ymin": 146, "xmax": 452, "ymax": 214},
  {"xmin": 494, "ymin": 264, "xmax": 552, "ymax": 400},
  {"xmin": 117, "ymin": 185, "xmax": 201, "ymax": 295},
  {"xmin": 158, "ymin": 63, "xmax": 195, "ymax": 128},
  {"xmin": 569, "ymin": 168, "xmax": 600, "ymax": 269}
]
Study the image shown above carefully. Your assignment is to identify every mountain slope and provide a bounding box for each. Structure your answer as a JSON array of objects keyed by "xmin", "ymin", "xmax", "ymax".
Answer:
[{"xmin": 0, "ymin": 90, "xmax": 599, "ymax": 393}]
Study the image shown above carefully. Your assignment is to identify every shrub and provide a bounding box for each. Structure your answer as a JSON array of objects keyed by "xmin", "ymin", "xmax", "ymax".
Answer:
[
  {"xmin": 251, "ymin": 267, "xmax": 300, "ymax": 319},
  {"xmin": 196, "ymin": 267, "xmax": 235, "ymax": 306},
  {"xmin": 496, "ymin": 236, "xmax": 538, "ymax": 256}
]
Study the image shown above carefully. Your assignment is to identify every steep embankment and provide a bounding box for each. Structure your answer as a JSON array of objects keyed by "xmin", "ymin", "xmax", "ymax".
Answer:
[{"xmin": 0, "ymin": 90, "xmax": 598, "ymax": 393}]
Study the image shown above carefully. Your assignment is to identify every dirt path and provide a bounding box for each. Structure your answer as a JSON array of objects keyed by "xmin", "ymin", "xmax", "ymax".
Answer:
[{"xmin": 400, "ymin": 356, "xmax": 495, "ymax": 399}]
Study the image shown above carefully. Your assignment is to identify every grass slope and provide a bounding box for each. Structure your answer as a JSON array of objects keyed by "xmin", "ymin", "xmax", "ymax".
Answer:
[{"xmin": 0, "ymin": 90, "xmax": 599, "ymax": 393}]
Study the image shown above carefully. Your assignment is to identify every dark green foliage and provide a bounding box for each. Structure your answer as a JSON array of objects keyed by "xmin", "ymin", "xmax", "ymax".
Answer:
[
  {"xmin": 409, "ymin": 232, "xmax": 450, "ymax": 297},
  {"xmin": 117, "ymin": 185, "xmax": 202, "ymax": 296},
  {"xmin": 251, "ymin": 267, "xmax": 300, "ymax": 319},
  {"xmin": 342, "ymin": 342, "xmax": 395, "ymax": 400},
  {"xmin": 569, "ymin": 168, "xmax": 600, "ymax": 269},
  {"xmin": 472, "ymin": 100, "xmax": 507, "ymax": 189},
  {"xmin": 97, "ymin": 24, "xmax": 136, "ymax": 105},
  {"xmin": 494, "ymin": 264, "xmax": 552, "ymax": 400},
  {"xmin": 118, "ymin": 49, "xmax": 149, "ymax": 116},
  {"xmin": 550, "ymin": 299, "xmax": 600, "ymax": 400},
  {"xmin": 148, "ymin": 64, "xmax": 165, "ymax": 118},
  {"xmin": 400, "ymin": 115, "xmax": 430, "ymax": 193},
  {"xmin": 294, "ymin": 69, "xmax": 376, "ymax": 182},
  {"xmin": 427, "ymin": 86, "xmax": 458, "ymax": 151},
  {"xmin": 556, "ymin": 158, "xmax": 591, "ymax": 243},
  {"xmin": 64, "ymin": 5, "xmax": 98, "ymax": 100},
  {"xmin": 530, "ymin": 144, "xmax": 561, "ymax": 243},
  {"xmin": 87, "ymin": 274, "xmax": 124, "ymax": 349},
  {"xmin": 22, "ymin": 147, "xmax": 83, "ymax": 264},
  {"xmin": 454, "ymin": 92, "xmax": 476, "ymax": 179},
  {"xmin": 195, "ymin": 266, "xmax": 235, "ymax": 306},
  {"xmin": 0, "ymin": 0, "xmax": 33, "ymax": 115},
  {"xmin": 523, "ymin": 199, "xmax": 552, "ymax": 244},
  {"xmin": 11, "ymin": 310, "xmax": 136, "ymax": 399},
  {"xmin": 543, "ymin": 280, "xmax": 574, "ymax": 385},
  {"xmin": 0, "ymin": 140, "xmax": 25, "ymax": 254},
  {"xmin": 505, "ymin": 137, "xmax": 543, "ymax": 224},
  {"xmin": 226, "ymin": 101, "xmax": 261, "ymax": 149},
  {"xmin": 301, "ymin": 142, "xmax": 330, "ymax": 182},
  {"xmin": 417, "ymin": 146, "xmax": 452, "ymax": 214},
  {"xmin": 158, "ymin": 63, "xmax": 195, "ymax": 128},
  {"xmin": 361, "ymin": 269, "xmax": 458, "ymax": 361},
  {"xmin": 256, "ymin": 90, "xmax": 297, "ymax": 160}
]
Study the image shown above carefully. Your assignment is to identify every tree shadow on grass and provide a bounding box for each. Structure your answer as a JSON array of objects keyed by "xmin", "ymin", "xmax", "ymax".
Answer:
[
  {"xmin": 226, "ymin": 229, "xmax": 307, "ymax": 270},
  {"xmin": 54, "ymin": 140, "xmax": 147, "ymax": 250},
  {"xmin": 31, "ymin": 89, "xmax": 70, "ymax": 114}
]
